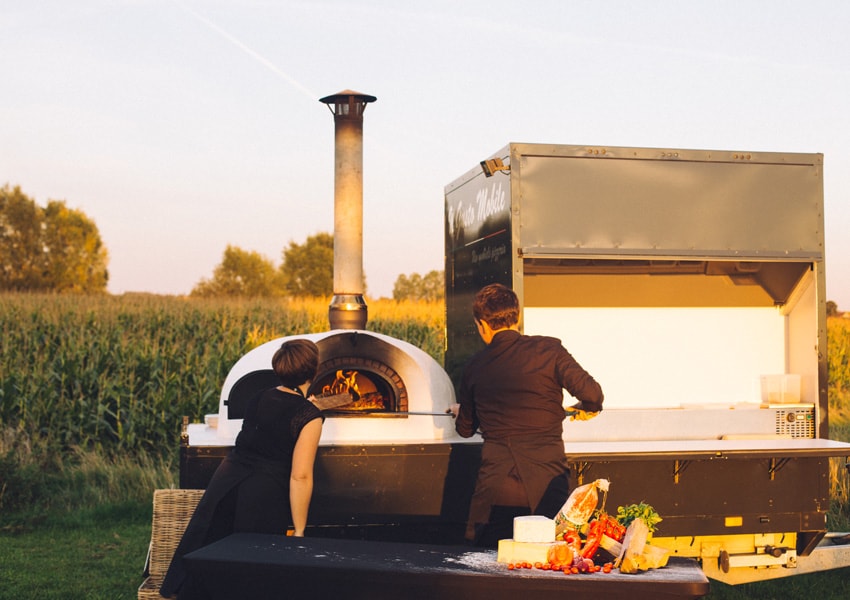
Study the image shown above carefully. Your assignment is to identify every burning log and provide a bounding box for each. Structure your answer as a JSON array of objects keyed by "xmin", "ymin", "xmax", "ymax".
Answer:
[{"xmin": 321, "ymin": 369, "xmax": 386, "ymax": 411}]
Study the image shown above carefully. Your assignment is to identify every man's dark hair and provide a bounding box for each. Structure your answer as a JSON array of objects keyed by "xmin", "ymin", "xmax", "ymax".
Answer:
[
  {"xmin": 473, "ymin": 283, "xmax": 519, "ymax": 330},
  {"xmin": 272, "ymin": 338, "xmax": 319, "ymax": 388}
]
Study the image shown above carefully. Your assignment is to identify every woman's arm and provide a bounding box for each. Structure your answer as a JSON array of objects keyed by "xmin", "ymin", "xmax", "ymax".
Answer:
[{"xmin": 289, "ymin": 417, "xmax": 323, "ymax": 536}]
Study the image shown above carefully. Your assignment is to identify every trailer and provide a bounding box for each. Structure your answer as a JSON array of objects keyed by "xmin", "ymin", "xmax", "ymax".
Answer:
[
  {"xmin": 444, "ymin": 142, "xmax": 850, "ymax": 584},
  {"xmin": 180, "ymin": 140, "xmax": 850, "ymax": 587}
]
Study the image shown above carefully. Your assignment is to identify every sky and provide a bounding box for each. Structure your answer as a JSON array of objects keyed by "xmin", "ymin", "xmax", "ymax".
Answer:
[{"xmin": 2, "ymin": 0, "xmax": 849, "ymax": 307}]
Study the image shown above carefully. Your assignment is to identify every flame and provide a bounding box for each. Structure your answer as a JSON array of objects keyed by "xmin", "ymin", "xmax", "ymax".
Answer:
[{"xmin": 321, "ymin": 370, "xmax": 385, "ymax": 410}]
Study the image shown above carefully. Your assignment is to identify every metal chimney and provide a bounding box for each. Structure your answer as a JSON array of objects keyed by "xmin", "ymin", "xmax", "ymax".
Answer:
[{"xmin": 320, "ymin": 89, "xmax": 377, "ymax": 330}]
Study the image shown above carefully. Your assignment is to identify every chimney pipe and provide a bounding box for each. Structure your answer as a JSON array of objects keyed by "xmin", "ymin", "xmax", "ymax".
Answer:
[{"xmin": 320, "ymin": 90, "xmax": 376, "ymax": 330}]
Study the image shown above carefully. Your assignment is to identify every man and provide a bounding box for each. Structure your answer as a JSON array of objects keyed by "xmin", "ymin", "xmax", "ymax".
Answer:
[{"xmin": 453, "ymin": 283, "xmax": 604, "ymax": 546}]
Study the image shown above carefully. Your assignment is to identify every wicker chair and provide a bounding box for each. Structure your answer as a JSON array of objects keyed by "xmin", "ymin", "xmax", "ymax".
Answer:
[{"xmin": 138, "ymin": 488, "xmax": 205, "ymax": 600}]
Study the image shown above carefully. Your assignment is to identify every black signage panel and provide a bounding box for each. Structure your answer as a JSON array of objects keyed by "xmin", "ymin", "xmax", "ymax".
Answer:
[{"xmin": 444, "ymin": 171, "xmax": 512, "ymax": 388}]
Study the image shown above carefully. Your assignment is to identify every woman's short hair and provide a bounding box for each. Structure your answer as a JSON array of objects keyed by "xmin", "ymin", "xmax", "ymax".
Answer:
[
  {"xmin": 473, "ymin": 283, "xmax": 519, "ymax": 330},
  {"xmin": 271, "ymin": 339, "xmax": 319, "ymax": 388}
]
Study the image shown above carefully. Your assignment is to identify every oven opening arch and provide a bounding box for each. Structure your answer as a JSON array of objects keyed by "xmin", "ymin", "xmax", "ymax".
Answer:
[{"xmin": 309, "ymin": 356, "xmax": 409, "ymax": 415}]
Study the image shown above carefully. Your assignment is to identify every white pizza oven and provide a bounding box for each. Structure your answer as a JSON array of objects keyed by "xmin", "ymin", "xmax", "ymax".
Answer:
[
  {"xmin": 188, "ymin": 329, "xmax": 461, "ymax": 447},
  {"xmin": 180, "ymin": 329, "xmax": 477, "ymax": 539}
]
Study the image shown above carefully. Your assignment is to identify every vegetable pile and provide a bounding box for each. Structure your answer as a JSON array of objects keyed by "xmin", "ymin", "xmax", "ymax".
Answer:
[{"xmin": 505, "ymin": 479, "xmax": 668, "ymax": 575}]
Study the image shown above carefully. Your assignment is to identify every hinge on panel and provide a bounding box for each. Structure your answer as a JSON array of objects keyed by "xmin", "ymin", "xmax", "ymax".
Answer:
[
  {"xmin": 673, "ymin": 459, "xmax": 691, "ymax": 484},
  {"xmin": 768, "ymin": 457, "xmax": 791, "ymax": 480},
  {"xmin": 572, "ymin": 461, "xmax": 592, "ymax": 486}
]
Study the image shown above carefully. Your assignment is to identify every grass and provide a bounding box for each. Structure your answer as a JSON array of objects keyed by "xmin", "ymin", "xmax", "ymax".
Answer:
[
  {"xmin": 707, "ymin": 570, "xmax": 850, "ymax": 599},
  {"xmin": 0, "ymin": 501, "xmax": 151, "ymax": 600},
  {"xmin": 0, "ymin": 448, "xmax": 170, "ymax": 600}
]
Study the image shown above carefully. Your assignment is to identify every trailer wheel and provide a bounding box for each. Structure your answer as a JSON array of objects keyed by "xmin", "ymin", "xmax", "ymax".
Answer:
[{"xmin": 719, "ymin": 550, "xmax": 730, "ymax": 573}]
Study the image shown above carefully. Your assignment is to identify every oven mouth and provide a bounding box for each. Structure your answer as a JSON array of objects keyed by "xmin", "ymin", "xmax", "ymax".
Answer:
[
  {"xmin": 225, "ymin": 359, "xmax": 409, "ymax": 420},
  {"xmin": 309, "ymin": 357, "xmax": 408, "ymax": 416}
]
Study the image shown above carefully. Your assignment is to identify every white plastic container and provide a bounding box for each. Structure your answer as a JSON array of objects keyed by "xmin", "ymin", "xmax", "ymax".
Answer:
[{"xmin": 760, "ymin": 374, "xmax": 801, "ymax": 404}]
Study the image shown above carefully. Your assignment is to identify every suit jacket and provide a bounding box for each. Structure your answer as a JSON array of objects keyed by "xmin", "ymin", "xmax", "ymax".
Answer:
[{"xmin": 454, "ymin": 329, "xmax": 603, "ymax": 542}]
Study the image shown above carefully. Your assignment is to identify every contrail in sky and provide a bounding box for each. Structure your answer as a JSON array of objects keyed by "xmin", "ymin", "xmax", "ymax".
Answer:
[{"xmin": 175, "ymin": 1, "xmax": 318, "ymax": 101}]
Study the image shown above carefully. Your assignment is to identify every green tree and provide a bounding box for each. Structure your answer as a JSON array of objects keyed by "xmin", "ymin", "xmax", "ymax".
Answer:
[
  {"xmin": 393, "ymin": 270, "xmax": 444, "ymax": 301},
  {"xmin": 0, "ymin": 184, "xmax": 108, "ymax": 293},
  {"xmin": 827, "ymin": 300, "xmax": 838, "ymax": 317},
  {"xmin": 191, "ymin": 245, "xmax": 283, "ymax": 297},
  {"xmin": 42, "ymin": 200, "xmax": 109, "ymax": 293},
  {"xmin": 0, "ymin": 184, "xmax": 44, "ymax": 289},
  {"xmin": 280, "ymin": 232, "xmax": 335, "ymax": 297}
]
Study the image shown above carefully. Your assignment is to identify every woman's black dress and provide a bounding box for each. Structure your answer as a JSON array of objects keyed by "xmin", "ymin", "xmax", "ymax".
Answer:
[{"xmin": 159, "ymin": 387, "xmax": 322, "ymax": 599}]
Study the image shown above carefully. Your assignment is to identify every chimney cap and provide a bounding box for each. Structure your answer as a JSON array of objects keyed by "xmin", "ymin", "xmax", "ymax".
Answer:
[
  {"xmin": 319, "ymin": 89, "xmax": 377, "ymax": 105},
  {"xmin": 320, "ymin": 90, "xmax": 377, "ymax": 117}
]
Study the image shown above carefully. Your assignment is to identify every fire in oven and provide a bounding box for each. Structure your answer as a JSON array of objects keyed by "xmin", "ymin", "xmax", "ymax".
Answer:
[{"xmin": 309, "ymin": 356, "xmax": 409, "ymax": 415}]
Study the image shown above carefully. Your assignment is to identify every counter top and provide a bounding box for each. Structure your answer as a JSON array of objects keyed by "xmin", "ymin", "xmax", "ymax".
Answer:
[
  {"xmin": 564, "ymin": 438, "xmax": 850, "ymax": 461},
  {"xmin": 184, "ymin": 533, "xmax": 709, "ymax": 600}
]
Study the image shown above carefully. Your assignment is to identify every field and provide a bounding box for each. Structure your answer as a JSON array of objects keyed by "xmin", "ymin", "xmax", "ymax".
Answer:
[
  {"xmin": 0, "ymin": 293, "xmax": 442, "ymax": 459},
  {"xmin": 1, "ymin": 294, "xmax": 849, "ymax": 598}
]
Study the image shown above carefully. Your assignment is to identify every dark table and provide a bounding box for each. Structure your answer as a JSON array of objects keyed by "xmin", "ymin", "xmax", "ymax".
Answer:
[{"xmin": 183, "ymin": 533, "xmax": 710, "ymax": 599}]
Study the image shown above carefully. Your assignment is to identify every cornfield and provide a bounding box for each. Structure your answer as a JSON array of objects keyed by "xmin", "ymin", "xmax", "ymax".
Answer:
[
  {"xmin": 0, "ymin": 293, "xmax": 444, "ymax": 458},
  {"xmin": 1, "ymin": 293, "xmax": 848, "ymax": 523},
  {"xmin": 827, "ymin": 317, "xmax": 850, "ymax": 526},
  {"xmin": 828, "ymin": 318, "xmax": 850, "ymax": 412}
]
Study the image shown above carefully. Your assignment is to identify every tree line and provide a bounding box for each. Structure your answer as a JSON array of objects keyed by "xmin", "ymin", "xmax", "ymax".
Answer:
[
  {"xmin": 1, "ymin": 185, "xmax": 443, "ymax": 301},
  {"xmin": 1, "ymin": 184, "xmax": 108, "ymax": 293},
  {"xmin": 191, "ymin": 235, "xmax": 444, "ymax": 301}
]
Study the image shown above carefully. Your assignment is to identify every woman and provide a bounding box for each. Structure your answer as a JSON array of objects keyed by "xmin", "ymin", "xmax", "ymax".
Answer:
[{"xmin": 160, "ymin": 338, "xmax": 324, "ymax": 599}]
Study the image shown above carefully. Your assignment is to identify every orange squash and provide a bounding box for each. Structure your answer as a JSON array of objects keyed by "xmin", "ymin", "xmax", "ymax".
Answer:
[{"xmin": 546, "ymin": 541, "xmax": 574, "ymax": 567}]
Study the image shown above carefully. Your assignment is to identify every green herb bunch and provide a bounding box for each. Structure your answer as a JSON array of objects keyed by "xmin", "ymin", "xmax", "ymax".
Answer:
[{"xmin": 616, "ymin": 502, "xmax": 662, "ymax": 533}]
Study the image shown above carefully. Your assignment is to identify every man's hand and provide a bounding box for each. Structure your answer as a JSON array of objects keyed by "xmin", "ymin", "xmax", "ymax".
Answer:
[
  {"xmin": 564, "ymin": 404, "xmax": 600, "ymax": 421},
  {"xmin": 569, "ymin": 409, "xmax": 599, "ymax": 421}
]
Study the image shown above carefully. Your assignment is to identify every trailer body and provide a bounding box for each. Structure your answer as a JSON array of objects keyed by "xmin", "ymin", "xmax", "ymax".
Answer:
[{"xmin": 444, "ymin": 143, "xmax": 850, "ymax": 584}]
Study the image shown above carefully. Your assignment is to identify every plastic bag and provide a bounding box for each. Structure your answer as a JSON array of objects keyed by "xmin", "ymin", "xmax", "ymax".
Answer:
[{"xmin": 555, "ymin": 478, "xmax": 609, "ymax": 533}]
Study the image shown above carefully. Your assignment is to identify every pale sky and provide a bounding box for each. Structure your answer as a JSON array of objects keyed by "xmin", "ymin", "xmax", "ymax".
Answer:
[{"xmin": 2, "ymin": 1, "xmax": 849, "ymax": 307}]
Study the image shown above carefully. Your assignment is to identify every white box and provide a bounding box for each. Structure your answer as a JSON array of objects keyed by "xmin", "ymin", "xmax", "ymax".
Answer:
[{"xmin": 513, "ymin": 515, "xmax": 556, "ymax": 543}]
